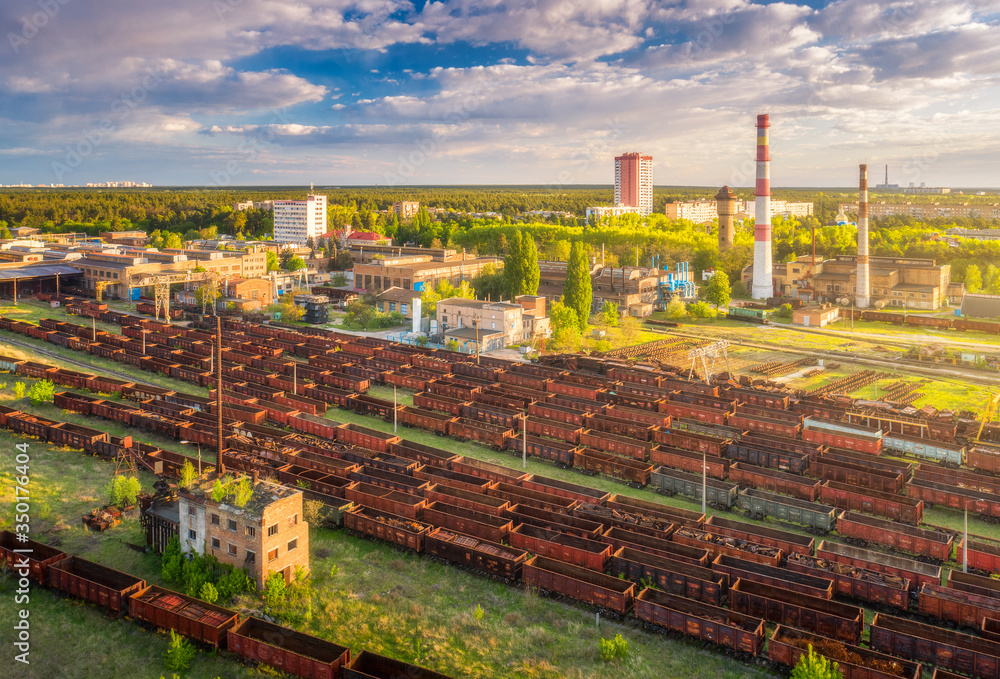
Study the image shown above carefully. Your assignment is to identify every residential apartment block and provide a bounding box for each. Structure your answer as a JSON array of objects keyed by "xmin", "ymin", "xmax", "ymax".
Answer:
[
  {"xmin": 274, "ymin": 195, "xmax": 327, "ymax": 245},
  {"xmin": 615, "ymin": 152, "xmax": 653, "ymax": 216},
  {"xmin": 841, "ymin": 202, "xmax": 1000, "ymax": 221},
  {"xmin": 392, "ymin": 201, "xmax": 420, "ymax": 220},
  {"xmin": 664, "ymin": 200, "xmax": 719, "ymax": 224}
]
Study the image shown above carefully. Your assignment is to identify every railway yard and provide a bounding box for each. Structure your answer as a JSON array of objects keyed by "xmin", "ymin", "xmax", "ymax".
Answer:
[{"xmin": 3, "ymin": 297, "xmax": 1000, "ymax": 678}]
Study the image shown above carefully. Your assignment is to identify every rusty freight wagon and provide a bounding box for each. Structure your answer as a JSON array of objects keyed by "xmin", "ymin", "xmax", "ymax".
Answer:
[
  {"xmin": 711, "ymin": 553, "xmax": 832, "ymax": 599},
  {"xmin": 673, "ymin": 526, "xmax": 782, "ymax": 567},
  {"xmin": 660, "ymin": 401, "xmax": 729, "ymax": 425},
  {"xmin": 809, "ymin": 456, "xmax": 906, "ymax": 493},
  {"xmin": 343, "ymin": 651, "xmax": 456, "ymax": 679},
  {"xmin": 127, "ymin": 584, "xmax": 238, "ymax": 647},
  {"xmin": 521, "ymin": 474, "xmax": 610, "ymax": 505},
  {"xmin": 703, "ymin": 515, "xmax": 814, "ymax": 557},
  {"xmin": 344, "ymin": 482, "xmax": 426, "ymax": 519},
  {"xmin": 527, "ymin": 401, "xmax": 592, "ymax": 427},
  {"xmin": 907, "ymin": 479, "xmax": 1000, "ymax": 521},
  {"xmin": 413, "ymin": 466, "xmax": 491, "ymax": 494},
  {"xmin": 606, "ymin": 493, "xmax": 705, "ymax": 528},
  {"xmin": 420, "ymin": 502, "xmax": 513, "ymax": 544},
  {"xmin": 815, "ymin": 540, "xmax": 942, "ymax": 589},
  {"xmin": 729, "ymin": 578, "xmax": 863, "ymax": 644},
  {"xmin": 0, "ymin": 531, "xmax": 66, "ymax": 583},
  {"xmin": 510, "ymin": 433, "xmax": 579, "ymax": 467},
  {"xmin": 425, "ymin": 527, "xmax": 528, "ymax": 581},
  {"xmin": 737, "ymin": 488, "xmax": 837, "ymax": 534},
  {"xmin": 652, "ymin": 428, "xmax": 729, "ymax": 456},
  {"xmin": 508, "ymin": 499, "xmax": 602, "ymax": 534},
  {"xmin": 803, "ymin": 425, "xmax": 883, "ymax": 455},
  {"xmin": 487, "ymin": 482, "xmax": 578, "ymax": 514},
  {"xmin": 450, "ymin": 456, "xmax": 527, "ymax": 485},
  {"xmin": 727, "ymin": 414, "xmax": 802, "ymax": 439},
  {"xmin": 722, "ymin": 441, "xmax": 811, "ymax": 474},
  {"xmin": 605, "ymin": 404, "xmax": 671, "ymax": 428},
  {"xmin": 344, "ymin": 506, "xmax": 431, "ymax": 552},
  {"xmin": 950, "ymin": 571, "xmax": 1000, "ymax": 600},
  {"xmin": 587, "ymin": 414, "xmax": 653, "ymax": 441},
  {"xmin": 525, "ymin": 417, "xmax": 583, "ymax": 444},
  {"xmin": 448, "ymin": 418, "xmax": 513, "ymax": 449},
  {"xmin": 835, "ymin": 511, "xmax": 953, "ymax": 563},
  {"xmin": 603, "ymin": 525, "xmax": 712, "ymax": 566},
  {"xmin": 423, "ymin": 485, "xmax": 509, "ymax": 517},
  {"xmin": 869, "ymin": 613, "xmax": 1000, "ymax": 679},
  {"xmin": 770, "ymin": 625, "xmax": 922, "ymax": 679},
  {"xmin": 573, "ymin": 448, "xmax": 653, "ymax": 486},
  {"xmin": 348, "ymin": 465, "xmax": 428, "ymax": 496},
  {"xmin": 509, "ymin": 524, "xmax": 612, "ymax": 571},
  {"xmin": 786, "ymin": 552, "xmax": 911, "ymax": 609},
  {"xmin": 820, "ymin": 481, "xmax": 923, "ymax": 526},
  {"xmin": 335, "ymin": 423, "xmax": 400, "ymax": 454},
  {"xmin": 635, "ymin": 589, "xmax": 766, "ymax": 657},
  {"xmin": 390, "ymin": 440, "xmax": 459, "ymax": 468},
  {"xmin": 729, "ymin": 462, "xmax": 821, "ymax": 502},
  {"xmin": 649, "ymin": 445, "xmax": 730, "ymax": 479},
  {"xmin": 919, "ymin": 583, "xmax": 1000, "ymax": 628},
  {"xmin": 957, "ymin": 540, "xmax": 1000, "ymax": 575},
  {"xmin": 523, "ymin": 555, "xmax": 636, "ymax": 615},
  {"xmin": 579, "ymin": 430, "xmax": 651, "ymax": 460},
  {"xmin": 649, "ymin": 466, "xmax": 739, "ymax": 509},
  {"xmin": 227, "ymin": 617, "xmax": 351, "ymax": 679},
  {"xmin": 396, "ymin": 406, "xmax": 455, "ymax": 434},
  {"xmin": 413, "ymin": 391, "xmax": 468, "ymax": 417},
  {"xmin": 611, "ymin": 547, "xmax": 726, "ymax": 605},
  {"xmin": 916, "ymin": 465, "xmax": 1000, "ymax": 495}
]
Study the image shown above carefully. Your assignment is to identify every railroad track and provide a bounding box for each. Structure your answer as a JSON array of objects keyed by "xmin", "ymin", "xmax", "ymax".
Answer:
[{"xmin": 0, "ymin": 334, "xmax": 156, "ymax": 385}]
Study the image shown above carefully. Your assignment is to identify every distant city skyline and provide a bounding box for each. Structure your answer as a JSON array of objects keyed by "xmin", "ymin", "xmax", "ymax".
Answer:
[{"xmin": 1, "ymin": 1, "xmax": 999, "ymax": 187}]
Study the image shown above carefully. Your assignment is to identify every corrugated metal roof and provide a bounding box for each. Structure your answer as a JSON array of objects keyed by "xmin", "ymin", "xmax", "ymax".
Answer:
[
  {"xmin": 0, "ymin": 264, "xmax": 82, "ymax": 281},
  {"xmin": 961, "ymin": 294, "xmax": 1000, "ymax": 319}
]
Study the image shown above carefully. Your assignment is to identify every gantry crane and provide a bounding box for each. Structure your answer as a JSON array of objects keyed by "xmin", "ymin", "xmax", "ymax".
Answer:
[{"xmin": 976, "ymin": 392, "xmax": 1000, "ymax": 443}]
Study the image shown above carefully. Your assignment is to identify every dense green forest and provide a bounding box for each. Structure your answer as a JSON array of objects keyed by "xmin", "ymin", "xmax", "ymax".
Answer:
[{"xmin": 1, "ymin": 186, "xmax": 998, "ymax": 288}]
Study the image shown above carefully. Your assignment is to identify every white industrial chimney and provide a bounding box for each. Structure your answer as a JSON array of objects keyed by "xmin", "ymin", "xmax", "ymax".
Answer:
[
  {"xmin": 856, "ymin": 164, "xmax": 870, "ymax": 308},
  {"xmin": 751, "ymin": 114, "xmax": 773, "ymax": 299}
]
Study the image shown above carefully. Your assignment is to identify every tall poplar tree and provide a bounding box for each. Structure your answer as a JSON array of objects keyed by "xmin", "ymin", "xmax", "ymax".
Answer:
[
  {"xmin": 502, "ymin": 231, "xmax": 524, "ymax": 300},
  {"xmin": 523, "ymin": 233, "xmax": 540, "ymax": 295},
  {"xmin": 563, "ymin": 241, "xmax": 592, "ymax": 331}
]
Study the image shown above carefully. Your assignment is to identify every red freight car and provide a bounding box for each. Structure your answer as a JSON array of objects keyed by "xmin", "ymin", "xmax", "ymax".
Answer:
[
  {"xmin": 600, "ymin": 527, "xmax": 709, "ymax": 566},
  {"xmin": 572, "ymin": 448, "xmax": 653, "ymax": 487},
  {"xmin": 521, "ymin": 474, "xmax": 610, "ymax": 505},
  {"xmin": 605, "ymin": 405, "xmax": 671, "ymax": 428},
  {"xmin": 816, "ymin": 540, "xmax": 942, "ymax": 589},
  {"xmin": 724, "ymin": 441, "xmax": 812, "ymax": 475},
  {"xmin": 611, "ymin": 547, "xmax": 726, "ymax": 606},
  {"xmin": 649, "ymin": 445, "xmax": 730, "ymax": 479},
  {"xmin": 127, "ymin": 585, "xmax": 238, "ymax": 648},
  {"xmin": 907, "ymin": 479, "xmax": 1000, "ymax": 521},
  {"xmin": 527, "ymin": 401, "xmax": 591, "ymax": 427},
  {"xmin": 728, "ymin": 462, "xmax": 820, "ymax": 502},
  {"xmin": 423, "ymin": 485, "xmax": 509, "ymax": 517},
  {"xmin": 957, "ymin": 539, "xmax": 1000, "ymax": 576},
  {"xmin": 487, "ymin": 482, "xmax": 578, "ymax": 515},
  {"xmin": 803, "ymin": 426, "xmax": 883, "ymax": 455},
  {"xmin": 390, "ymin": 440, "xmax": 459, "ymax": 468},
  {"xmin": 460, "ymin": 402, "xmax": 522, "ymax": 429},
  {"xmin": 0, "ymin": 531, "xmax": 66, "ymax": 583},
  {"xmin": 672, "ymin": 526, "xmax": 782, "ymax": 567},
  {"xmin": 344, "ymin": 506, "xmax": 431, "ymax": 552},
  {"xmin": 587, "ymin": 414, "xmax": 653, "ymax": 441},
  {"xmin": 808, "ymin": 458, "xmax": 904, "ymax": 493},
  {"xmin": 869, "ymin": 613, "xmax": 1000, "ymax": 679},
  {"xmin": 660, "ymin": 401, "xmax": 729, "ymax": 425},
  {"xmin": 916, "ymin": 465, "xmax": 1000, "ymax": 495},
  {"xmin": 635, "ymin": 589, "xmax": 766, "ymax": 657},
  {"xmin": 335, "ymin": 423, "xmax": 400, "ymax": 454},
  {"xmin": 413, "ymin": 466, "xmax": 491, "ymax": 494},
  {"xmin": 729, "ymin": 578, "xmax": 863, "ymax": 645},
  {"xmin": 523, "ymin": 555, "xmax": 636, "ymax": 615},
  {"xmin": 835, "ymin": 511, "xmax": 953, "ymax": 563},
  {"xmin": 525, "ymin": 418, "xmax": 583, "ymax": 444},
  {"xmin": 425, "ymin": 527, "xmax": 528, "ymax": 581},
  {"xmin": 419, "ymin": 502, "xmax": 512, "ymax": 544},
  {"xmin": 820, "ymin": 480, "xmax": 923, "ymax": 525},
  {"xmin": 508, "ymin": 504, "xmax": 604, "ymax": 540},
  {"xmin": 447, "ymin": 417, "xmax": 513, "ymax": 449},
  {"xmin": 344, "ymin": 482, "xmax": 426, "ymax": 519},
  {"xmin": 770, "ymin": 625, "xmax": 921, "ymax": 679},
  {"xmin": 450, "ymin": 456, "xmax": 527, "ymax": 485},
  {"xmin": 652, "ymin": 429, "xmax": 728, "ymax": 456},
  {"xmin": 509, "ymin": 524, "xmax": 611, "ymax": 571},
  {"xmin": 919, "ymin": 583, "xmax": 1000, "ymax": 629},
  {"xmin": 397, "ymin": 405, "xmax": 456, "ymax": 434},
  {"xmin": 578, "ymin": 430, "xmax": 650, "ymax": 460},
  {"xmin": 704, "ymin": 516, "xmax": 814, "ymax": 556},
  {"xmin": 47, "ymin": 556, "xmax": 146, "ymax": 616},
  {"xmin": 227, "ymin": 617, "xmax": 350, "ymax": 679},
  {"xmin": 607, "ymin": 493, "xmax": 705, "ymax": 527},
  {"xmin": 727, "ymin": 414, "xmax": 802, "ymax": 439},
  {"xmin": 711, "ymin": 554, "xmax": 833, "ymax": 600},
  {"xmin": 786, "ymin": 552, "xmax": 911, "ymax": 610}
]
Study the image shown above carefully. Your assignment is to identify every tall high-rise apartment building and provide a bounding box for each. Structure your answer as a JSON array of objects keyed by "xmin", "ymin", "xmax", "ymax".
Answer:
[
  {"xmin": 273, "ymin": 195, "xmax": 327, "ymax": 245},
  {"xmin": 614, "ymin": 153, "xmax": 653, "ymax": 216}
]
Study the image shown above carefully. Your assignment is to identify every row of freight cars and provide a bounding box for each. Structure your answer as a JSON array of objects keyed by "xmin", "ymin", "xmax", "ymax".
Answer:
[{"xmin": 0, "ymin": 533, "xmax": 455, "ymax": 679}]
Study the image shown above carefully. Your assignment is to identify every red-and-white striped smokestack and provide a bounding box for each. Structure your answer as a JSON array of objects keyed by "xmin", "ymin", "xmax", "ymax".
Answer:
[
  {"xmin": 751, "ymin": 114, "xmax": 773, "ymax": 299},
  {"xmin": 856, "ymin": 164, "xmax": 870, "ymax": 308}
]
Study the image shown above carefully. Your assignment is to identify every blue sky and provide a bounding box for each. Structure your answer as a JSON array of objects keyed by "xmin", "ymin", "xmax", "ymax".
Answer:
[{"xmin": 1, "ymin": 0, "xmax": 999, "ymax": 188}]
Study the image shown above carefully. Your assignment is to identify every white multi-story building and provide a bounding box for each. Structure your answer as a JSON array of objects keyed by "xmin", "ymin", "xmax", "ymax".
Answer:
[
  {"xmin": 273, "ymin": 195, "xmax": 327, "ymax": 245},
  {"xmin": 736, "ymin": 199, "xmax": 813, "ymax": 219},
  {"xmin": 664, "ymin": 200, "xmax": 719, "ymax": 224}
]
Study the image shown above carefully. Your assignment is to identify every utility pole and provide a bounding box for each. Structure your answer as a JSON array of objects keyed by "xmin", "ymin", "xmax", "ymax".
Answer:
[
  {"xmin": 474, "ymin": 318, "xmax": 480, "ymax": 365},
  {"xmin": 702, "ymin": 451, "xmax": 707, "ymax": 515},
  {"xmin": 522, "ymin": 415, "xmax": 528, "ymax": 469},
  {"xmin": 92, "ymin": 317, "xmax": 96, "ymax": 342},
  {"xmin": 293, "ymin": 362, "xmax": 297, "ymax": 395},
  {"xmin": 964, "ymin": 502, "xmax": 969, "ymax": 573},
  {"xmin": 216, "ymin": 315, "xmax": 225, "ymax": 475},
  {"xmin": 393, "ymin": 385, "xmax": 398, "ymax": 433}
]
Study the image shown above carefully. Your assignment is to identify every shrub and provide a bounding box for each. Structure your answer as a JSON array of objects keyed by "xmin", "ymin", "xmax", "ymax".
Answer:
[
  {"xmin": 232, "ymin": 476, "xmax": 253, "ymax": 507},
  {"xmin": 599, "ymin": 634, "xmax": 629, "ymax": 662},
  {"xmin": 199, "ymin": 582, "xmax": 219, "ymax": 605},
  {"xmin": 28, "ymin": 379, "xmax": 55, "ymax": 405},
  {"xmin": 665, "ymin": 297, "xmax": 687, "ymax": 320},
  {"xmin": 791, "ymin": 644, "xmax": 842, "ymax": 679},
  {"xmin": 687, "ymin": 301, "xmax": 717, "ymax": 319},
  {"xmin": 164, "ymin": 631, "xmax": 196, "ymax": 672},
  {"xmin": 106, "ymin": 475, "xmax": 141, "ymax": 508},
  {"xmin": 474, "ymin": 603, "xmax": 485, "ymax": 622},
  {"xmin": 13, "ymin": 381, "xmax": 25, "ymax": 399},
  {"xmin": 179, "ymin": 461, "xmax": 197, "ymax": 489},
  {"xmin": 263, "ymin": 571, "xmax": 287, "ymax": 610},
  {"xmin": 773, "ymin": 303, "xmax": 794, "ymax": 319}
]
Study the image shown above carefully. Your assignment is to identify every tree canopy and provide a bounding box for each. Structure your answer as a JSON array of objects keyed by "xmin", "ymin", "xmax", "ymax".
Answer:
[{"xmin": 563, "ymin": 241, "xmax": 592, "ymax": 332}]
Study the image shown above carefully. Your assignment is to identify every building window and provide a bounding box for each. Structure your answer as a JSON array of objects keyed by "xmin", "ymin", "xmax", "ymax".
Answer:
[
  {"xmin": 268, "ymin": 548, "xmax": 278, "ymax": 562},
  {"xmin": 188, "ymin": 506, "xmax": 196, "ymax": 516},
  {"xmin": 228, "ymin": 543, "xmax": 237, "ymax": 556},
  {"xmin": 211, "ymin": 537, "xmax": 220, "ymax": 550},
  {"xmin": 228, "ymin": 519, "xmax": 237, "ymax": 532},
  {"xmin": 267, "ymin": 524, "xmax": 278, "ymax": 537},
  {"xmin": 210, "ymin": 513, "xmax": 219, "ymax": 524},
  {"xmin": 288, "ymin": 538, "xmax": 298, "ymax": 552},
  {"xmin": 401, "ymin": 304, "xmax": 407, "ymax": 314},
  {"xmin": 188, "ymin": 529, "xmax": 197, "ymax": 540},
  {"xmin": 288, "ymin": 514, "xmax": 298, "ymax": 526},
  {"xmin": 389, "ymin": 302, "xmax": 395, "ymax": 311}
]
